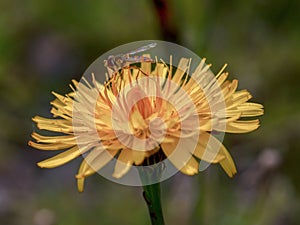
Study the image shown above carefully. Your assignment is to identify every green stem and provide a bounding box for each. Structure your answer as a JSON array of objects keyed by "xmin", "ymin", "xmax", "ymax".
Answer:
[
  {"xmin": 138, "ymin": 163, "xmax": 165, "ymax": 225},
  {"xmin": 142, "ymin": 182, "xmax": 165, "ymax": 225},
  {"xmin": 139, "ymin": 150, "xmax": 166, "ymax": 225}
]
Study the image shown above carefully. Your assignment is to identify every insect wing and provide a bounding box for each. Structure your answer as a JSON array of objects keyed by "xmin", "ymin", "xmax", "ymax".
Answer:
[
  {"xmin": 126, "ymin": 43, "xmax": 157, "ymax": 56},
  {"xmin": 122, "ymin": 55, "xmax": 154, "ymax": 64}
]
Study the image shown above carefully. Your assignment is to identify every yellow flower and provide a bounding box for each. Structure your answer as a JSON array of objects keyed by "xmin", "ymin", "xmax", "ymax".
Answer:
[{"xmin": 29, "ymin": 57, "xmax": 263, "ymax": 192}]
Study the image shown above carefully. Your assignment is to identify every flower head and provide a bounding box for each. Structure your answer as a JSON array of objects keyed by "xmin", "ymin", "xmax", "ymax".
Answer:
[{"xmin": 29, "ymin": 56, "xmax": 263, "ymax": 192}]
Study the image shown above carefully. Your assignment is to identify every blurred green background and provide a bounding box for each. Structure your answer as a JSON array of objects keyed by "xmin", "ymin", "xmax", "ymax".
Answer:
[{"xmin": 1, "ymin": 0, "xmax": 300, "ymax": 224}]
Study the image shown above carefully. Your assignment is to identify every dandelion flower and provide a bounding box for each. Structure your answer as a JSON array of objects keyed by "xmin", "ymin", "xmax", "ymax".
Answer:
[{"xmin": 29, "ymin": 56, "xmax": 263, "ymax": 192}]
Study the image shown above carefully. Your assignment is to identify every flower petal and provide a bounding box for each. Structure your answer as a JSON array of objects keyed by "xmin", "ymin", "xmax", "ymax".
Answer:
[
  {"xmin": 32, "ymin": 116, "xmax": 73, "ymax": 134},
  {"xmin": 77, "ymin": 177, "xmax": 85, "ymax": 193},
  {"xmin": 161, "ymin": 132, "xmax": 236, "ymax": 177},
  {"xmin": 132, "ymin": 150, "xmax": 146, "ymax": 165},
  {"xmin": 179, "ymin": 156, "xmax": 199, "ymax": 175},
  {"xmin": 219, "ymin": 147, "xmax": 237, "ymax": 177},
  {"xmin": 37, "ymin": 146, "xmax": 81, "ymax": 168},
  {"xmin": 28, "ymin": 141, "xmax": 73, "ymax": 150},
  {"xmin": 113, "ymin": 149, "xmax": 133, "ymax": 178},
  {"xmin": 161, "ymin": 137, "xmax": 196, "ymax": 173},
  {"xmin": 191, "ymin": 132, "xmax": 226, "ymax": 163},
  {"xmin": 31, "ymin": 132, "xmax": 76, "ymax": 144},
  {"xmin": 76, "ymin": 147, "xmax": 118, "ymax": 178},
  {"xmin": 226, "ymin": 119, "xmax": 260, "ymax": 133},
  {"xmin": 199, "ymin": 133, "xmax": 236, "ymax": 177}
]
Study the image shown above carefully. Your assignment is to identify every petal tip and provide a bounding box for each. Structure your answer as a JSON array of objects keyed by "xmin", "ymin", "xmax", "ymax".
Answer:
[{"xmin": 77, "ymin": 177, "xmax": 85, "ymax": 193}]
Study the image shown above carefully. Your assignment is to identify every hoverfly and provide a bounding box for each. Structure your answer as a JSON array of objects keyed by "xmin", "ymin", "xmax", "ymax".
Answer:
[{"xmin": 103, "ymin": 43, "xmax": 157, "ymax": 74}]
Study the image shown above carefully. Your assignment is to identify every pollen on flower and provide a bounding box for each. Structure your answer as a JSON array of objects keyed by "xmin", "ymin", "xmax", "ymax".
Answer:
[{"xmin": 29, "ymin": 56, "xmax": 263, "ymax": 192}]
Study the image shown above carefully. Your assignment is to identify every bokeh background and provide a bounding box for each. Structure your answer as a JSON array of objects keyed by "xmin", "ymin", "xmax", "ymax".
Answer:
[{"xmin": 1, "ymin": 0, "xmax": 300, "ymax": 224}]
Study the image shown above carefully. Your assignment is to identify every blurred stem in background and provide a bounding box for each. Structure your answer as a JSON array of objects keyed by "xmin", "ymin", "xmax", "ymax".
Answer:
[{"xmin": 151, "ymin": 0, "xmax": 180, "ymax": 43}]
